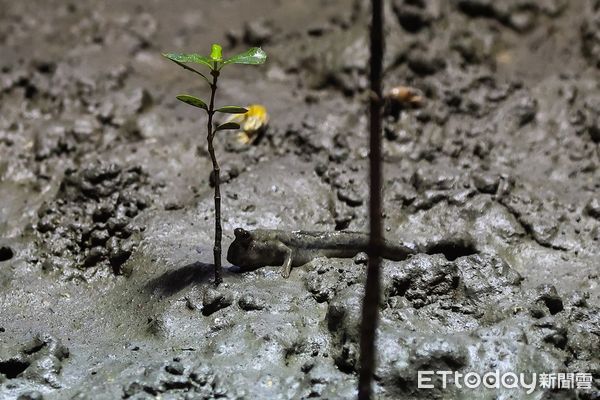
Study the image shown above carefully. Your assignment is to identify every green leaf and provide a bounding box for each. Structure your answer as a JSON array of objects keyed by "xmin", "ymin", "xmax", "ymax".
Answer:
[
  {"xmin": 210, "ymin": 44, "xmax": 223, "ymax": 61},
  {"xmin": 163, "ymin": 56, "xmax": 210, "ymax": 83},
  {"xmin": 215, "ymin": 106, "xmax": 248, "ymax": 114},
  {"xmin": 163, "ymin": 53, "xmax": 214, "ymax": 70},
  {"xmin": 224, "ymin": 47, "xmax": 267, "ymax": 65},
  {"xmin": 176, "ymin": 95, "xmax": 208, "ymax": 110},
  {"xmin": 215, "ymin": 122, "xmax": 240, "ymax": 132}
]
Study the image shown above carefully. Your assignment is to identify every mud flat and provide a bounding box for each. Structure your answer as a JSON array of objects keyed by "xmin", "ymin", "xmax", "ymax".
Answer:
[{"xmin": 0, "ymin": 0, "xmax": 598, "ymax": 398}]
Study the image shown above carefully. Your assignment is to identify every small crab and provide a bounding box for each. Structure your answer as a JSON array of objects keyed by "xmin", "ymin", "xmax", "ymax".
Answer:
[
  {"xmin": 384, "ymin": 85, "xmax": 424, "ymax": 107},
  {"xmin": 226, "ymin": 104, "xmax": 269, "ymax": 144},
  {"xmin": 383, "ymin": 85, "xmax": 424, "ymax": 119}
]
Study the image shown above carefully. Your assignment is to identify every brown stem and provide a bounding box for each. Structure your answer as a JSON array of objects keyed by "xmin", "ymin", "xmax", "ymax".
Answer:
[
  {"xmin": 207, "ymin": 69, "xmax": 222, "ymax": 286},
  {"xmin": 359, "ymin": 0, "xmax": 384, "ymax": 398}
]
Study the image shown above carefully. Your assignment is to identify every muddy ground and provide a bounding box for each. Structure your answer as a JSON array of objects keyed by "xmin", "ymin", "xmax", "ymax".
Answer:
[{"xmin": 0, "ymin": 0, "xmax": 599, "ymax": 399}]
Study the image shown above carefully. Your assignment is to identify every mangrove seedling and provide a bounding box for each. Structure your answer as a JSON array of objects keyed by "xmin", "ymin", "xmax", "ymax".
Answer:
[{"xmin": 163, "ymin": 44, "xmax": 267, "ymax": 285}]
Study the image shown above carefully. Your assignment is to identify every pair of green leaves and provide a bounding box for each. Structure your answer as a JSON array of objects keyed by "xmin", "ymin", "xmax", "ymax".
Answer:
[
  {"xmin": 163, "ymin": 44, "xmax": 267, "ymax": 132},
  {"xmin": 176, "ymin": 95, "xmax": 246, "ymax": 131},
  {"xmin": 164, "ymin": 45, "xmax": 267, "ymax": 71},
  {"xmin": 175, "ymin": 95, "xmax": 246, "ymax": 114},
  {"xmin": 163, "ymin": 44, "xmax": 266, "ymax": 86}
]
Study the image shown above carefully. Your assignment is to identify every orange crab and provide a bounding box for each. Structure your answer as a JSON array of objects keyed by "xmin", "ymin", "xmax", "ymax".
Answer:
[{"xmin": 384, "ymin": 86, "xmax": 424, "ymax": 107}]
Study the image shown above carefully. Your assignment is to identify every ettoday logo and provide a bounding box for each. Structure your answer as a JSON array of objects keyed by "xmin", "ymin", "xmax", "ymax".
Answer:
[{"xmin": 418, "ymin": 370, "xmax": 594, "ymax": 394}]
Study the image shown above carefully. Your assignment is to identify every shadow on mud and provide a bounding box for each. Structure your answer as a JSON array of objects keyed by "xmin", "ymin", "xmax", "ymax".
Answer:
[
  {"xmin": 143, "ymin": 262, "xmax": 227, "ymax": 297},
  {"xmin": 425, "ymin": 237, "xmax": 479, "ymax": 261}
]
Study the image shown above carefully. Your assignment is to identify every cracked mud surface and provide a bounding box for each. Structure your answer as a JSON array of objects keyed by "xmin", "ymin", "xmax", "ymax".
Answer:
[{"xmin": 0, "ymin": 0, "xmax": 599, "ymax": 399}]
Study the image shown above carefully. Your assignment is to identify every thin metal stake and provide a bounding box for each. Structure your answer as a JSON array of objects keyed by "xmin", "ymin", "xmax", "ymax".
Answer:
[{"xmin": 358, "ymin": 0, "xmax": 384, "ymax": 398}]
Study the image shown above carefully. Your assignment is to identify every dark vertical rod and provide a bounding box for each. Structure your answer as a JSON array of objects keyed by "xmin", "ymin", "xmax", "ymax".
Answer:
[
  {"xmin": 207, "ymin": 69, "xmax": 223, "ymax": 286},
  {"xmin": 358, "ymin": 0, "xmax": 384, "ymax": 398}
]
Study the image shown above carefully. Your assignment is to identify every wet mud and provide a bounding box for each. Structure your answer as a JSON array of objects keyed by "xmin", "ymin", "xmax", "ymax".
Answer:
[{"xmin": 0, "ymin": 0, "xmax": 599, "ymax": 399}]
